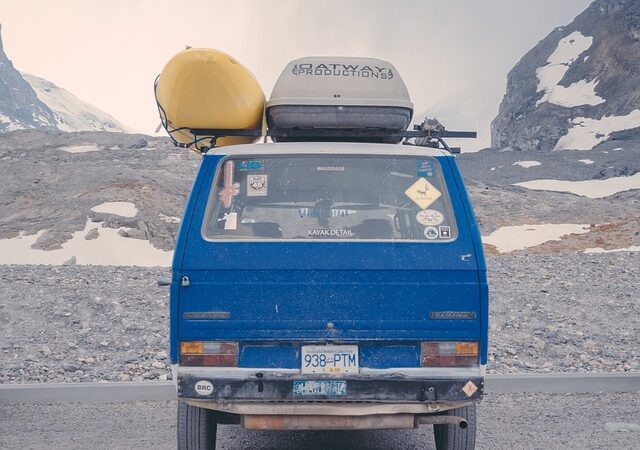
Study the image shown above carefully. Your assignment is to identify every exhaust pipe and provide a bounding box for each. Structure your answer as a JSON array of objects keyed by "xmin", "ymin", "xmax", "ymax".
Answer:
[{"xmin": 416, "ymin": 415, "xmax": 468, "ymax": 429}]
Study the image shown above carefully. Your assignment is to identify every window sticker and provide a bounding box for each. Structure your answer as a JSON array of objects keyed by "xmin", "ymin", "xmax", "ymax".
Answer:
[
  {"xmin": 439, "ymin": 225, "xmax": 451, "ymax": 238},
  {"xmin": 405, "ymin": 178, "xmax": 442, "ymax": 209},
  {"xmin": 416, "ymin": 209, "xmax": 444, "ymax": 226},
  {"xmin": 298, "ymin": 208, "xmax": 357, "ymax": 218},
  {"xmin": 307, "ymin": 229, "xmax": 355, "ymax": 238},
  {"xmin": 219, "ymin": 160, "xmax": 240, "ymax": 208},
  {"xmin": 416, "ymin": 160, "xmax": 435, "ymax": 177},
  {"xmin": 316, "ymin": 166, "xmax": 345, "ymax": 171},
  {"xmin": 247, "ymin": 174, "xmax": 268, "ymax": 197},
  {"xmin": 237, "ymin": 160, "xmax": 263, "ymax": 171},
  {"xmin": 241, "ymin": 217, "xmax": 256, "ymax": 224},
  {"xmin": 221, "ymin": 212, "xmax": 237, "ymax": 230},
  {"xmin": 424, "ymin": 226, "xmax": 439, "ymax": 240}
]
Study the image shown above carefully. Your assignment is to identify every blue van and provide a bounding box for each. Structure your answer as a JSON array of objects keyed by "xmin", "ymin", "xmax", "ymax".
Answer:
[{"xmin": 170, "ymin": 140, "xmax": 488, "ymax": 449}]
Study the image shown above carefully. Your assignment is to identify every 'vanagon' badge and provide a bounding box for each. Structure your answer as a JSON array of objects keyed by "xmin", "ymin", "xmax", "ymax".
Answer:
[{"xmin": 429, "ymin": 311, "xmax": 477, "ymax": 320}]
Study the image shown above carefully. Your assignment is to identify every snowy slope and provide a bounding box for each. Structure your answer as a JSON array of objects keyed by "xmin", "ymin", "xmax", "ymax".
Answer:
[
  {"xmin": 22, "ymin": 73, "xmax": 126, "ymax": 133},
  {"xmin": 492, "ymin": 0, "xmax": 640, "ymax": 151}
]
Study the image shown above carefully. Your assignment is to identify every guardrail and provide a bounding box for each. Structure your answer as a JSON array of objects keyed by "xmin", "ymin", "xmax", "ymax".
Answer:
[{"xmin": 1, "ymin": 373, "xmax": 638, "ymax": 404}]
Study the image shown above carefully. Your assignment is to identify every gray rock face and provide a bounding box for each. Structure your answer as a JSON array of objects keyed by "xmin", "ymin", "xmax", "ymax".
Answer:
[
  {"xmin": 0, "ymin": 24, "xmax": 58, "ymax": 132},
  {"xmin": 0, "ymin": 24, "xmax": 126, "ymax": 133},
  {"xmin": 491, "ymin": 0, "xmax": 640, "ymax": 151}
]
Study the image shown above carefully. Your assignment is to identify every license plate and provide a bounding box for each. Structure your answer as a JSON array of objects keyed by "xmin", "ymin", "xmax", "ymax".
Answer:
[
  {"xmin": 293, "ymin": 380, "xmax": 347, "ymax": 396},
  {"xmin": 301, "ymin": 345, "xmax": 358, "ymax": 374}
]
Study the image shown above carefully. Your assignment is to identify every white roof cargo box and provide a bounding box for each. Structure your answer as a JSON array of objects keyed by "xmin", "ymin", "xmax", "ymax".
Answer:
[{"xmin": 266, "ymin": 57, "xmax": 413, "ymax": 142}]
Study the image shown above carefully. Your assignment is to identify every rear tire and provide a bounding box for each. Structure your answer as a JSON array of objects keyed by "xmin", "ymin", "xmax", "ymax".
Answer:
[
  {"xmin": 177, "ymin": 400, "xmax": 217, "ymax": 450},
  {"xmin": 433, "ymin": 403, "xmax": 476, "ymax": 450}
]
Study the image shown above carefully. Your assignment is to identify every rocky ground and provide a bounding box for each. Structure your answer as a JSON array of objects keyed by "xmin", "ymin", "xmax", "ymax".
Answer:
[
  {"xmin": 0, "ymin": 252, "xmax": 637, "ymax": 383},
  {"xmin": 0, "ymin": 130, "xmax": 199, "ymax": 251}
]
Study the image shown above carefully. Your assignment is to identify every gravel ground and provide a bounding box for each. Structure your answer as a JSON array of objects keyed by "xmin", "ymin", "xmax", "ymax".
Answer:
[
  {"xmin": 1, "ymin": 393, "xmax": 638, "ymax": 449},
  {"xmin": 0, "ymin": 252, "xmax": 638, "ymax": 383}
]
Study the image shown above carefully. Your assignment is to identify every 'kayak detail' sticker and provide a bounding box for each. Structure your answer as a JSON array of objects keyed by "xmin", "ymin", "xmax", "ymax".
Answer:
[
  {"xmin": 416, "ymin": 209, "xmax": 444, "ymax": 226},
  {"xmin": 308, "ymin": 229, "xmax": 355, "ymax": 238},
  {"xmin": 424, "ymin": 226, "xmax": 439, "ymax": 240},
  {"xmin": 195, "ymin": 380, "xmax": 214, "ymax": 396},
  {"xmin": 247, "ymin": 174, "xmax": 268, "ymax": 197},
  {"xmin": 405, "ymin": 178, "xmax": 441, "ymax": 209}
]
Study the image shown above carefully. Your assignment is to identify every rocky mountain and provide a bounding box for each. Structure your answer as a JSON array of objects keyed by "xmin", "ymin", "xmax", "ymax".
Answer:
[
  {"xmin": 491, "ymin": 0, "xmax": 640, "ymax": 151},
  {"xmin": 0, "ymin": 24, "xmax": 57, "ymax": 132},
  {"xmin": 0, "ymin": 24, "xmax": 125, "ymax": 133},
  {"xmin": 21, "ymin": 73, "xmax": 126, "ymax": 133}
]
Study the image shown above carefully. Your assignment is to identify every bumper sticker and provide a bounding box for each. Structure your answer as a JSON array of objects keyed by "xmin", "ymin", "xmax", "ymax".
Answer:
[
  {"xmin": 462, "ymin": 380, "xmax": 478, "ymax": 397},
  {"xmin": 195, "ymin": 380, "xmax": 214, "ymax": 396},
  {"xmin": 293, "ymin": 380, "xmax": 347, "ymax": 396}
]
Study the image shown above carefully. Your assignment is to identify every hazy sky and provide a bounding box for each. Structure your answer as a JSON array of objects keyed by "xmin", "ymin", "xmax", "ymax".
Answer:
[{"xmin": 1, "ymin": 0, "xmax": 592, "ymax": 148}]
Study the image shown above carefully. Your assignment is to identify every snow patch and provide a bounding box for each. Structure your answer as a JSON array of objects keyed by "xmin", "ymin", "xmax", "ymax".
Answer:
[
  {"xmin": 578, "ymin": 159, "xmax": 594, "ymax": 165},
  {"xmin": 59, "ymin": 144, "xmax": 101, "ymax": 154},
  {"xmin": 0, "ymin": 220, "xmax": 171, "ymax": 267},
  {"xmin": 584, "ymin": 246, "xmax": 640, "ymax": 253},
  {"xmin": 513, "ymin": 160, "xmax": 541, "ymax": 168},
  {"xmin": 482, "ymin": 224, "xmax": 590, "ymax": 253},
  {"xmin": 158, "ymin": 213, "xmax": 180, "ymax": 224},
  {"xmin": 514, "ymin": 173, "xmax": 640, "ymax": 198},
  {"xmin": 554, "ymin": 110, "xmax": 640, "ymax": 150},
  {"xmin": 91, "ymin": 202, "xmax": 138, "ymax": 218},
  {"xmin": 535, "ymin": 31, "xmax": 604, "ymax": 108}
]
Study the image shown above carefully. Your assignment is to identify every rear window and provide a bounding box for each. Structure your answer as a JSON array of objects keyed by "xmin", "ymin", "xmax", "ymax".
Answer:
[{"xmin": 202, "ymin": 155, "xmax": 457, "ymax": 241}]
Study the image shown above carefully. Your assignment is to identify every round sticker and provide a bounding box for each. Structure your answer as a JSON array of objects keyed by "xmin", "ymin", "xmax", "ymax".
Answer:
[
  {"xmin": 424, "ymin": 226, "xmax": 439, "ymax": 240},
  {"xmin": 416, "ymin": 209, "xmax": 444, "ymax": 226},
  {"xmin": 194, "ymin": 380, "xmax": 214, "ymax": 396}
]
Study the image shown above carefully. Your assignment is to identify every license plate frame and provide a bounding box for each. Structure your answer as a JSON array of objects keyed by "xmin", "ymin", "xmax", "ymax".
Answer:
[{"xmin": 301, "ymin": 345, "xmax": 359, "ymax": 374}]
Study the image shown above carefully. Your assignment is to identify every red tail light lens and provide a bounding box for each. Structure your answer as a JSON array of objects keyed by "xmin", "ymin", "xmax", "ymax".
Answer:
[
  {"xmin": 180, "ymin": 341, "xmax": 238, "ymax": 367},
  {"xmin": 421, "ymin": 341, "xmax": 478, "ymax": 367}
]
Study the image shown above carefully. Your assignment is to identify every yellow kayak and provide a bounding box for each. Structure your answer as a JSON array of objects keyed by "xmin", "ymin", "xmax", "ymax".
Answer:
[{"xmin": 155, "ymin": 48, "xmax": 265, "ymax": 149}]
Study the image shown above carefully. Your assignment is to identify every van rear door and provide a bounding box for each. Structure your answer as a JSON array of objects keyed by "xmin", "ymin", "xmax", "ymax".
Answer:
[{"xmin": 174, "ymin": 150, "xmax": 486, "ymax": 364}]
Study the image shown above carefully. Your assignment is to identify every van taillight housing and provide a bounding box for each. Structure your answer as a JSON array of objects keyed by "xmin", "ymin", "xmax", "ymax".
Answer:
[
  {"xmin": 180, "ymin": 341, "xmax": 238, "ymax": 367},
  {"xmin": 421, "ymin": 342, "xmax": 479, "ymax": 367}
]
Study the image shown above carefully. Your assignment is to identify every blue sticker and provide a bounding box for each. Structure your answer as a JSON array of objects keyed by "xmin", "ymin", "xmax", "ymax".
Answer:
[
  {"xmin": 238, "ymin": 160, "xmax": 263, "ymax": 171},
  {"xmin": 293, "ymin": 380, "xmax": 347, "ymax": 396},
  {"xmin": 417, "ymin": 160, "xmax": 434, "ymax": 177}
]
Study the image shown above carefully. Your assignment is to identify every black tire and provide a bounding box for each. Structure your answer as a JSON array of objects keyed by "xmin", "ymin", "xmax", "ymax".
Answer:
[
  {"xmin": 433, "ymin": 403, "xmax": 476, "ymax": 450},
  {"xmin": 177, "ymin": 400, "xmax": 217, "ymax": 450}
]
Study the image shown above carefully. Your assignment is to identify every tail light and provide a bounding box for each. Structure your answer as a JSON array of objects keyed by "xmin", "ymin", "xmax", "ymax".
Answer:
[
  {"xmin": 180, "ymin": 341, "xmax": 238, "ymax": 367},
  {"xmin": 421, "ymin": 341, "xmax": 478, "ymax": 367}
]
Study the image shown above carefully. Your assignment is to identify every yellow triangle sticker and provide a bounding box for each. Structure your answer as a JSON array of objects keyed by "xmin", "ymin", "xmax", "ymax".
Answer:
[{"xmin": 405, "ymin": 178, "xmax": 441, "ymax": 209}]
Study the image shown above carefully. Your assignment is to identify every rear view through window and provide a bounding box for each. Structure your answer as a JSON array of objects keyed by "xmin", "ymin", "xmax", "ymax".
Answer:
[{"xmin": 203, "ymin": 155, "xmax": 457, "ymax": 241}]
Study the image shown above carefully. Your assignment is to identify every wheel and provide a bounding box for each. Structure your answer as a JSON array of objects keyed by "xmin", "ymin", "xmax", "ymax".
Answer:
[
  {"xmin": 433, "ymin": 403, "xmax": 476, "ymax": 450},
  {"xmin": 177, "ymin": 400, "xmax": 217, "ymax": 450}
]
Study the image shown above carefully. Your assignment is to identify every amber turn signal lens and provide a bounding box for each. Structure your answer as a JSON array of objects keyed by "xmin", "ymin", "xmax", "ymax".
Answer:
[{"xmin": 181, "ymin": 341, "xmax": 204, "ymax": 355}]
